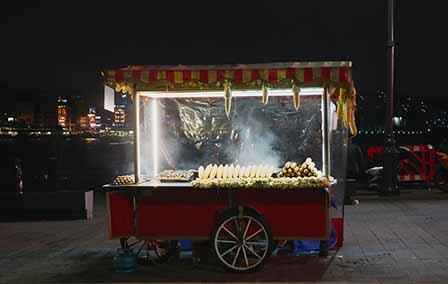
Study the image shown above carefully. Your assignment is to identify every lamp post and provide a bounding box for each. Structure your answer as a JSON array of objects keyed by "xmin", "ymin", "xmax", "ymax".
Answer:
[{"xmin": 382, "ymin": 0, "xmax": 400, "ymax": 195}]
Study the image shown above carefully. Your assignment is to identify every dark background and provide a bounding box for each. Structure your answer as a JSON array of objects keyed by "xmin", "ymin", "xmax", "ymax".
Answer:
[
  {"xmin": 0, "ymin": 0, "xmax": 446, "ymax": 108},
  {"xmin": 0, "ymin": 1, "xmax": 446, "ymax": 195}
]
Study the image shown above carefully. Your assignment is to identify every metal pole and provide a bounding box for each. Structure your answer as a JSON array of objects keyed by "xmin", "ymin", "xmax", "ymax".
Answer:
[
  {"xmin": 322, "ymin": 86, "xmax": 330, "ymax": 178},
  {"xmin": 133, "ymin": 92, "xmax": 140, "ymax": 184},
  {"xmin": 382, "ymin": 0, "xmax": 399, "ymax": 195},
  {"xmin": 386, "ymin": 0, "xmax": 395, "ymax": 135},
  {"xmin": 319, "ymin": 85, "xmax": 330, "ymax": 257}
]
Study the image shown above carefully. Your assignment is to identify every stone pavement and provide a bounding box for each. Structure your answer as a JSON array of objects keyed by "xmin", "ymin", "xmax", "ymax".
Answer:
[{"xmin": 0, "ymin": 189, "xmax": 447, "ymax": 284}]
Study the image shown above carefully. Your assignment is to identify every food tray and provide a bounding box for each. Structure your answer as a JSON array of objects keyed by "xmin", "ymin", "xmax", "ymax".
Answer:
[{"xmin": 158, "ymin": 170, "xmax": 197, "ymax": 183}]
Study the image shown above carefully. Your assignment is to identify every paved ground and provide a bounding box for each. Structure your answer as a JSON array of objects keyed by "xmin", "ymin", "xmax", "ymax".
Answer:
[{"xmin": 0, "ymin": 189, "xmax": 447, "ymax": 284}]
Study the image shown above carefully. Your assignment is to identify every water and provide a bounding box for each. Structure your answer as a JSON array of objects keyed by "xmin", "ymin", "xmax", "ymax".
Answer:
[{"xmin": 0, "ymin": 135, "xmax": 134, "ymax": 193}]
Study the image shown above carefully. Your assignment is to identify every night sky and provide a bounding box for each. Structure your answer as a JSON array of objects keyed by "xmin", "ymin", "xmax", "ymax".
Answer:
[{"xmin": 0, "ymin": 1, "xmax": 445, "ymax": 106}]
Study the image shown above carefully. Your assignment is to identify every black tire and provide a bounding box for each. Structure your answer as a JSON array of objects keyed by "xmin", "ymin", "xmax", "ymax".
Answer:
[
  {"xmin": 152, "ymin": 240, "xmax": 180, "ymax": 264},
  {"xmin": 210, "ymin": 208, "xmax": 274, "ymax": 273}
]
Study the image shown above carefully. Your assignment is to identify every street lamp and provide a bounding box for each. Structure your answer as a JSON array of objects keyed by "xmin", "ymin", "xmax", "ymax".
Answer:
[{"xmin": 382, "ymin": 0, "xmax": 400, "ymax": 195}]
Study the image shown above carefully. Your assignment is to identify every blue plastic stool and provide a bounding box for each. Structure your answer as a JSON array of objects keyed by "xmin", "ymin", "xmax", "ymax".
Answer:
[
  {"xmin": 295, "ymin": 224, "xmax": 337, "ymax": 255},
  {"xmin": 179, "ymin": 240, "xmax": 192, "ymax": 251},
  {"xmin": 113, "ymin": 248, "xmax": 137, "ymax": 272}
]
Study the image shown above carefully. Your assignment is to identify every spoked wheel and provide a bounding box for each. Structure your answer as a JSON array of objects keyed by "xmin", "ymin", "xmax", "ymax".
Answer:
[
  {"xmin": 121, "ymin": 238, "xmax": 179, "ymax": 264},
  {"xmin": 211, "ymin": 209, "xmax": 273, "ymax": 272}
]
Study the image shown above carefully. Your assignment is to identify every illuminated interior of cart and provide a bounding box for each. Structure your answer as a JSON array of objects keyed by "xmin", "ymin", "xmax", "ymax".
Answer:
[{"xmin": 135, "ymin": 87, "xmax": 328, "ymax": 180}]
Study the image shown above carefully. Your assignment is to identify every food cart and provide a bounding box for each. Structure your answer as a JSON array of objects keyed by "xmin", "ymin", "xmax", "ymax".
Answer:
[{"xmin": 103, "ymin": 62, "xmax": 357, "ymax": 272}]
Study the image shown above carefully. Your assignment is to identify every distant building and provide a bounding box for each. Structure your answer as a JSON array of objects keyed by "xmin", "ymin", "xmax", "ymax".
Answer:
[
  {"xmin": 103, "ymin": 117, "xmax": 114, "ymax": 130},
  {"xmin": 87, "ymin": 107, "xmax": 96, "ymax": 131},
  {"xmin": 114, "ymin": 105, "xmax": 126, "ymax": 128},
  {"xmin": 34, "ymin": 112, "xmax": 57, "ymax": 129},
  {"xmin": 0, "ymin": 112, "xmax": 12, "ymax": 125},
  {"xmin": 57, "ymin": 97, "xmax": 70, "ymax": 128},
  {"xmin": 34, "ymin": 99, "xmax": 57, "ymax": 128},
  {"xmin": 95, "ymin": 114, "xmax": 102, "ymax": 130},
  {"xmin": 427, "ymin": 109, "xmax": 448, "ymax": 130},
  {"xmin": 16, "ymin": 101, "xmax": 34, "ymax": 126},
  {"xmin": 80, "ymin": 116, "xmax": 89, "ymax": 130},
  {"xmin": 114, "ymin": 93, "xmax": 132, "ymax": 129},
  {"xmin": 69, "ymin": 96, "xmax": 87, "ymax": 130}
]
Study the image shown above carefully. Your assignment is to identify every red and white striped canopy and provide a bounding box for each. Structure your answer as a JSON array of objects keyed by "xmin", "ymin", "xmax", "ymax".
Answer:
[
  {"xmin": 104, "ymin": 61, "xmax": 358, "ymax": 135},
  {"xmin": 104, "ymin": 61, "xmax": 354, "ymax": 94}
]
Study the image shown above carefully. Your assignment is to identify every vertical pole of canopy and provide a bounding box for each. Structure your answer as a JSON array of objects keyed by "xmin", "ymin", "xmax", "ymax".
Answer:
[
  {"xmin": 151, "ymin": 98, "xmax": 159, "ymax": 177},
  {"xmin": 322, "ymin": 86, "xmax": 330, "ymax": 178},
  {"xmin": 133, "ymin": 92, "xmax": 140, "ymax": 184},
  {"xmin": 319, "ymin": 85, "xmax": 330, "ymax": 257}
]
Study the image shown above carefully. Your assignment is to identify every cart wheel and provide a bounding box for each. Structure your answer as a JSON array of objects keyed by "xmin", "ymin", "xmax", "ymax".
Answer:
[
  {"xmin": 211, "ymin": 209, "xmax": 273, "ymax": 272},
  {"xmin": 151, "ymin": 240, "xmax": 180, "ymax": 264},
  {"xmin": 122, "ymin": 238, "xmax": 179, "ymax": 264}
]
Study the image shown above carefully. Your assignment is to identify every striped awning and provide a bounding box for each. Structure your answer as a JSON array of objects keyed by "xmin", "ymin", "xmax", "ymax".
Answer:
[
  {"xmin": 103, "ymin": 61, "xmax": 354, "ymax": 94},
  {"xmin": 103, "ymin": 61, "xmax": 358, "ymax": 135}
]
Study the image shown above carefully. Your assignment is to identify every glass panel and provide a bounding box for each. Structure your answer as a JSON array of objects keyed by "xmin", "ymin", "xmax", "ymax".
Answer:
[
  {"xmin": 139, "ymin": 91, "xmax": 335, "ymax": 178},
  {"xmin": 330, "ymin": 108, "xmax": 349, "ymax": 209}
]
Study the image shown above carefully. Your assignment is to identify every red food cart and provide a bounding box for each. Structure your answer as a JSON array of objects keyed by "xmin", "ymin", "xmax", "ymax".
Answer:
[{"xmin": 103, "ymin": 62, "xmax": 357, "ymax": 272}]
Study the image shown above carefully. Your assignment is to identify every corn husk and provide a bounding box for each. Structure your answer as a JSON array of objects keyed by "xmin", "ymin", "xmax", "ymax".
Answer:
[
  {"xmin": 250, "ymin": 166, "xmax": 257, "ymax": 178},
  {"xmin": 204, "ymin": 164, "xmax": 212, "ymax": 179},
  {"xmin": 255, "ymin": 165, "xmax": 262, "ymax": 178},
  {"xmin": 267, "ymin": 168, "xmax": 272, "ymax": 178},
  {"xmin": 349, "ymin": 116, "xmax": 357, "ymax": 135},
  {"xmin": 228, "ymin": 164, "xmax": 234, "ymax": 178},
  {"xmin": 222, "ymin": 164, "xmax": 229, "ymax": 179},
  {"xmin": 337, "ymin": 88, "xmax": 345, "ymax": 119},
  {"xmin": 261, "ymin": 84, "xmax": 268, "ymax": 105},
  {"xmin": 244, "ymin": 166, "xmax": 252, "ymax": 178},
  {"xmin": 224, "ymin": 83, "xmax": 232, "ymax": 117},
  {"xmin": 239, "ymin": 166, "xmax": 246, "ymax": 178},
  {"xmin": 217, "ymin": 165, "xmax": 224, "ymax": 179},
  {"xmin": 209, "ymin": 164, "xmax": 218, "ymax": 179},
  {"xmin": 261, "ymin": 165, "xmax": 268, "ymax": 178},
  {"xmin": 234, "ymin": 165, "xmax": 240, "ymax": 178},
  {"xmin": 348, "ymin": 96, "xmax": 358, "ymax": 136},
  {"xmin": 198, "ymin": 166, "xmax": 204, "ymax": 179},
  {"xmin": 292, "ymin": 84, "xmax": 300, "ymax": 110},
  {"xmin": 343, "ymin": 101, "xmax": 349, "ymax": 126}
]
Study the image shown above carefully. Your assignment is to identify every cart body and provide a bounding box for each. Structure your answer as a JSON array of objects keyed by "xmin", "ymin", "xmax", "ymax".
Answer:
[{"xmin": 106, "ymin": 183, "xmax": 330, "ymax": 241}]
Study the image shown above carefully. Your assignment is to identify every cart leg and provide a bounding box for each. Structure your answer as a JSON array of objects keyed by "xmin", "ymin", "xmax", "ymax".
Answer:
[
  {"xmin": 319, "ymin": 240, "xmax": 329, "ymax": 257},
  {"xmin": 120, "ymin": 237, "xmax": 128, "ymax": 249}
]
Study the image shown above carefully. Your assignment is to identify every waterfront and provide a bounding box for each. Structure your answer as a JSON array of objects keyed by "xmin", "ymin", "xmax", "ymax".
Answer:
[
  {"xmin": 0, "ymin": 136, "xmax": 134, "ymax": 193},
  {"xmin": 0, "ymin": 130, "xmax": 445, "ymax": 194}
]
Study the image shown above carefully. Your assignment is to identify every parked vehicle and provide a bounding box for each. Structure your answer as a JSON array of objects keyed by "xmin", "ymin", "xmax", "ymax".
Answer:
[
  {"xmin": 346, "ymin": 145, "xmax": 441, "ymax": 196},
  {"xmin": 434, "ymin": 151, "xmax": 448, "ymax": 192}
]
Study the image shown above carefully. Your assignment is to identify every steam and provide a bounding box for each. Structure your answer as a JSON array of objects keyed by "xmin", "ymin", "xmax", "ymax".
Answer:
[{"xmin": 226, "ymin": 107, "xmax": 282, "ymax": 167}]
